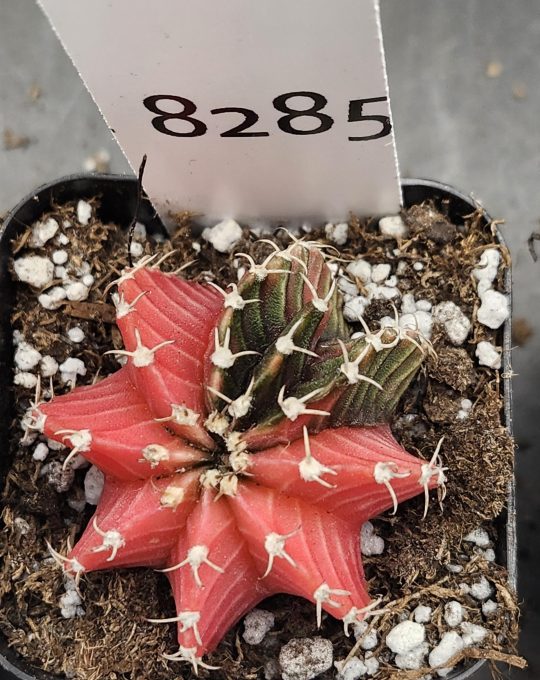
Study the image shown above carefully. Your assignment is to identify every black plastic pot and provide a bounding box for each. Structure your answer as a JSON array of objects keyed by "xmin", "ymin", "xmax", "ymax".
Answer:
[{"xmin": 0, "ymin": 175, "xmax": 515, "ymax": 680}]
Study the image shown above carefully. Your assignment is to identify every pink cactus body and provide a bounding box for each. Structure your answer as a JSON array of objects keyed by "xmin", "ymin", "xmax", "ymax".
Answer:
[{"xmin": 36, "ymin": 242, "xmax": 446, "ymax": 673}]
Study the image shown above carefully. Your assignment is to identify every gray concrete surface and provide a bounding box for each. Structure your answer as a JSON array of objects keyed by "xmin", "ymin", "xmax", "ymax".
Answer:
[{"xmin": 0, "ymin": 0, "xmax": 538, "ymax": 678}]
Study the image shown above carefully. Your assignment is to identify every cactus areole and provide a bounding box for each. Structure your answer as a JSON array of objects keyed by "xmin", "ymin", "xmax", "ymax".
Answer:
[{"xmin": 34, "ymin": 240, "xmax": 446, "ymax": 673}]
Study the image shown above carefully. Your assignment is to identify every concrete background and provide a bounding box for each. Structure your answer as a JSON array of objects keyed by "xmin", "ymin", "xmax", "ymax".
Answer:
[{"xmin": 0, "ymin": 0, "xmax": 538, "ymax": 678}]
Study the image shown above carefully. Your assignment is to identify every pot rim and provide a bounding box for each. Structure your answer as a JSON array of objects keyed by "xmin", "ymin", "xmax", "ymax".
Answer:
[{"xmin": 0, "ymin": 174, "xmax": 515, "ymax": 680}]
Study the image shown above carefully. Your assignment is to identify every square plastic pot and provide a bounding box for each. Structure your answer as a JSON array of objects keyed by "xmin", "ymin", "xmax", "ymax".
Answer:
[{"xmin": 0, "ymin": 175, "xmax": 515, "ymax": 680}]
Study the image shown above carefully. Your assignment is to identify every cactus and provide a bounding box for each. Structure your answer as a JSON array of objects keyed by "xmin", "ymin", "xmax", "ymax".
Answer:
[{"xmin": 33, "ymin": 239, "xmax": 446, "ymax": 673}]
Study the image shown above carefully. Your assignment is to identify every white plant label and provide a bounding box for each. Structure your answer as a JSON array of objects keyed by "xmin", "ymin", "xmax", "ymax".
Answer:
[{"xmin": 38, "ymin": 0, "xmax": 401, "ymax": 226}]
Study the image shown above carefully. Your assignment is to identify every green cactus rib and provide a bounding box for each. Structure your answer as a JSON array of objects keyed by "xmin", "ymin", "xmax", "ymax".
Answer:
[{"xmin": 204, "ymin": 238, "xmax": 427, "ymax": 442}]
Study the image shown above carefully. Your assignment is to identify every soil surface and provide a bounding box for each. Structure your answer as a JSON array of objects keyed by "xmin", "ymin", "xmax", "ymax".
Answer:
[{"xmin": 0, "ymin": 199, "xmax": 520, "ymax": 680}]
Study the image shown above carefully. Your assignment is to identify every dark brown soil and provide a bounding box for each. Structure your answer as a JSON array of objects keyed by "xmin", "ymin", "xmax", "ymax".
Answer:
[{"xmin": 0, "ymin": 199, "xmax": 520, "ymax": 680}]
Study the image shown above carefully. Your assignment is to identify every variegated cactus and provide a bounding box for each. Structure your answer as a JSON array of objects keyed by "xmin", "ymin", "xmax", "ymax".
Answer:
[{"xmin": 31, "ymin": 238, "xmax": 446, "ymax": 673}]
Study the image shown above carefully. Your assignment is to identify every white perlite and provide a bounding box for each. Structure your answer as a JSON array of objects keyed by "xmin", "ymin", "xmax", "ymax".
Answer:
[
  {"xmin": 456, "ymin": 398, "xmax": 473, "ymax": 421},
  {"xmin": 15, "ymin": 341, "xmax": 42, "ymax": 371},
  {"xmin": 30, "ymin": 218, "xmax": 59, "ymax": 247},
  {"xmin": 65, "ymin": 282, "xmax": 90, "ymax": 302},
  {"xmin": 346, "ymin": 259, "xmax": 372, "ymax": 283},
  {"xmin": 360, "ymin": 521, "xmax": 385, "ymax": 556},
  {"xmin": 344, "ymin": 296, "xmax": 368, "ymax": 322},
  {"xmin": 464, "ymin": 528, "xmax": 490, "ymax": 548},
  {"xmin": 14, "ymin": 255, "xmax": 54, "ymax": 289},
  {"xmin": 460, "ymin": 622, "xmax": 487, "ymax": 646},
  {"xmin": 477, "ymin": 289, "xmax": 509, "ymax": 329},
  {"xmin": 429, "ymin": 631, "xmax": 464, "ymax": 677},
  {"xmin": 59, "ymin": 357, "xmax": 87, "ymax": 386},
  {"xmin": 14, "ymin": 372, "xmax": 38, "ymax": 389},
  {"xmin": 279, "ymin": 637, "xmax": 333, "ymax": 680},
  {"xmin": 443, "ymin": 601, "xmax": 464, "ymax": 628},
  {"xmin": 469, "ymin": 576, "xmax": 492, "ymax": 601},
  {"xmin": 40, "ymin": 355, "xmax": 59, "ymax": 377},
  {"xmin": 371, "ymin": 263, "xmax": 391, "ymax": 284},
  {"xmin": 130, "ymin": 241, "xmax": 144, "ymax": 258},
  {"xmin": 432, "ymin": 301, "xmax": 471, "ymax": 346},
  {"xmin": 475, "ymin": 340, "xmax": 501, "ymax": 369},
  {"xmin": 482, "ymin": 600, "xmax": 498, "ymax": 616},
  {"xmin": 242, "ymin": 609, "xmax": 275, "ymax": 645},
  {"xmin": 59, "ymin": 580, "xmax": 85, "ymax": 618},
  {"xmin": 325, "ymin": 222, "xmax": 349, "ymax": 245},
  {"xmin": 379, "ymin": 215, "xmax": 408, "ymax": 239},
  {"xmin": 202, "ymin": 219, "xmax": 243, "ymax": 253},
  {"xmin": 52, "ymin": 249, "xmax": 68, "ymax": 265},
  {"xmin": 68, "ymin": 327, "xmax": 85, "ymax": 343},
  {"xmin": 472, "ymin": 248, "xmax": 500, "ymax": 295},
  {"xmin": 84, "ymin": 466, "xmax": 105, "ymax": 505},
  {"xmin": 413, "ymin": 605, "xmax": 432, "ymax": 624},
  {"xmin": 77, "ymin": 200, "xmax": 92, "ymax": 225},
  {"xmin": 335, "ymin": 657, "xmax": 367, "ymax": 680},
  {"xmin": 395, "ymin": 642, "xmax": 429, "ymax": 670},
  {"xmin": 353, "ymin": 621, "xmax": 378, "ymax": 650},
  {"xmin": 386, "ymin": 621, "xmax": 425, "ymax": 655},
  {"xmin": 33, "ymin": 442, "xmax": 49, "ymax": 461},
  {"xmin": 363, "ymin": 654, "xmax": 379, "ymax": 676},
  {"xmin": 39, "ymin": 285, "xmax": 67, "ymax": 311}
]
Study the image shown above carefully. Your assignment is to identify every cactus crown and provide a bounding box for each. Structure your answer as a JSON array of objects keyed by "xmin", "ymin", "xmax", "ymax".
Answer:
[{"xmin": 204, "ymin": 240, "xmax": 425, "ymax": 456}]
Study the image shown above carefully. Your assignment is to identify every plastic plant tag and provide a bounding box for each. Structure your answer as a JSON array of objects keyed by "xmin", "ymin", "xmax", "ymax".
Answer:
[{"xmin": 37, "ymin": 0, "xmax": 400, "ymax": 227}]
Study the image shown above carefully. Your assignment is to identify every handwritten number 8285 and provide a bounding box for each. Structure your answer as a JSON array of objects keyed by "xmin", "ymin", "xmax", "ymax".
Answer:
[{"xmin": 142, "ymin": 92, "xmax": 391, "ymax": 141}]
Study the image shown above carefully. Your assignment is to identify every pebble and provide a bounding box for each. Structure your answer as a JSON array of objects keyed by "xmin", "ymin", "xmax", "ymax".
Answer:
[
  {"xmin": 264, "ymin": 659, "xmax": 281, "ymax": 680},
  {"xmin": 59, "ymin": 357, "xmax": 87, "ymax": 386},
  {"xmin": 77, "ymin": 200, "xmax": 92, "ymax": 225},
  {"xmin": 432, "ymin": 301, "xmax": 471, "ymax": 346},
  {"xmin": 202, "ymin": 219, "xmax": 243, "ymax": 253},
  {"xmin": 52, "ymin": 249, "xmax": 68, "ymax": 265},
  {"xmin": 32, "ymin": 442, "xmax": 49, "ymax": 461},
  {"xmin": 40, "ymin": 355, "xmax": 59, "ymax": 377},
  {"xmin": 13, "ymin": 517, "xmax": 31, "ymax": 535},
  {"xmin": 325, "ymin": 222, "xmax": 349, "ymax": 245},
  {"xmin": 413, "ymin": 605, "xmax": 432, "ymax": 624},
  {"xmin": 477, "ymin": 289, "xmax": 509, "ymax": 329},
  {"xmin": 14, "ymin": 255, "xmax": 54, "ymax": 288},
  {"xmin": 242, "ymin": 609, "xmax": 275, "ymax": 645},
  {"xmin": 428, "ymin": 632, "xmax": 464, "ymax": 677},
  {"xmin": 84, "ymin": 466, "xmax": 105, "ymax": 505},
  {"xmin": 14, "ymin": 372, "xmax": 38, "ymax": 389},
  {"xmin": 279, "ymin": 637, "xmax": 333, "ymax": 680},
  {"xmin": 444, "ymin": 601, "xmax": 464, "ymax": 628},
  {"xmin": 335, "ymin": 657, "xmax": 367, "ymax": 680},
  {"xmin": 386, "ymin": 621, "xmax": 425, "ymax": 655},
  {"xmin": 346, "ymin": 259, "xmax": 372, "ymax": 283},
  {"xmin": 371, "ymin": 263, "xmax": 391, "ymax": 284},
  {"xmin": 30, "ymin": 218, "xmax": 59, "ymax": 247},
  {"xmin": 360, "ymin": 521, "xmax": 385, "ymax": 556},
  {"xmin": 464, "ymin": 528, "xmax": 490, "ymax": 548},
  {"xmin": 65, "ymin": 282, "xmax": 90, "ymax": 302},
  {"xmin": 475, "ymin": 340, "xmax": 501, "ymax": 369},
  {"xmin": 15, "ymin": 341, "xmax": 42, "ymax": 370},
  {"xmin": 395, "ymin": 642, "xmax": 429, "ymax": 670},
  {"xmin": 379, "ymin": 215, "xmax": 407, "ymax": 239},
  {"xmin": 68, "ymin": 327, "xmax": 85, "ymax": 343},
  {"xmin": 460, "ymin": 622, "xmax": 487, "ymax": 646},
  {"xmin": 470, "ymin": 576, "xmax": 492, "ymax": 601}
]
